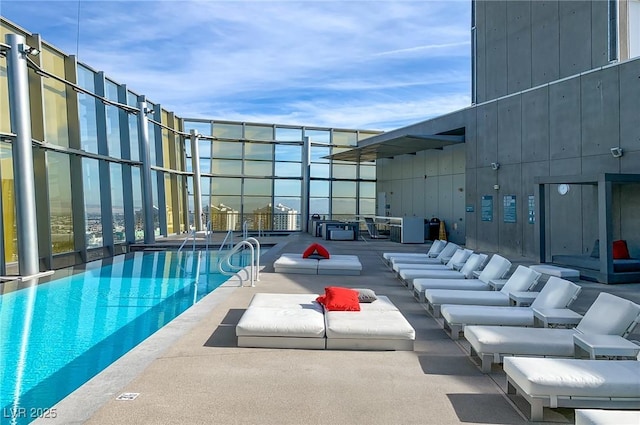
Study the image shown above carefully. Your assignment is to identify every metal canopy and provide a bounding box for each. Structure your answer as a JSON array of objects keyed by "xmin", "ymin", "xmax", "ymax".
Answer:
[{"xmin": 328, "ymin": 134, "xmax": 465, "ymax": 162}]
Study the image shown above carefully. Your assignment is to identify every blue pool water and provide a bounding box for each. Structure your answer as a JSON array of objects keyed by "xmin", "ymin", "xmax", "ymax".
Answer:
[{"xmin": 0, "ymin": 250, "xmax": 256, "ymax": 424}]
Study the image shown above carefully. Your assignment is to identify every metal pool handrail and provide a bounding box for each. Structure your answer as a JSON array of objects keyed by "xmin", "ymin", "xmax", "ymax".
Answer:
[{"xmin": 218, "ymin": 240, "xmax": 254, "ymax": 287}]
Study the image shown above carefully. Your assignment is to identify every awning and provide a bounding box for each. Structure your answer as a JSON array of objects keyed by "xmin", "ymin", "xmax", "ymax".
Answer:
[{"xmin": 328, "ymin": 133, "xmax": 465, "ymax": 162}]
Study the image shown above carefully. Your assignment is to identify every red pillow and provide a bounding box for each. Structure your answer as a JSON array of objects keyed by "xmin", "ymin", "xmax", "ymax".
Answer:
[
  {"xmin": 316, "ymin": 286, "xmax": 360, "ymax": 311},
  {"xmin": 315, "ymin": 244, "xmax": 330, "ymax": 259},
  {"xmin": 302, "ymin": 243, "xmax": 331, "ymax": 259},
  {"xmin": 613, "ymin": 240, "xmax": 631, "ymax": 259},
  {"xmin": 302, "ymin": 243, "xmax": 319, "ymax": 258}
]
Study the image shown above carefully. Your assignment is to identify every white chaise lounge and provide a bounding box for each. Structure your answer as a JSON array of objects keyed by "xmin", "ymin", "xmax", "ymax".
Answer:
[
  {"xmin": 274, "ymin": 253, "xmax": 362, "ymax": 275},
  {"xmin": 440, "ymin": 276, "xmax": 581, "ymax": 339},
  {"xmin": 424, "ymin": 265, "xmax": 541, "ymax": 318},
  {"xmin": 575, "ymin": 409, "xmax": 640, "ymax": 425},
  {"xmin": 464, "ymin": 292, "xmax": 640, "ymax": 372},
  {"xmin": 236, "ymin": 293, "xmax": 415, "ymax": 351},
  {"xmin": 389, "ymin": 242, "xmax": 459, "ymax": 269},
  {"xmin": 412, "ymin": 254, "xmax": 512, "ymax": 302},
  {"xmin": 504, "ymin": 357, "xmax": 640, "ymax": 421},
  {"xmin": 382, "ymin": 239, "xmax": 446, "ymax": 267},
  {"xmin": 397, "ymin": 251, "xmax": 484, "ymax": 287}
]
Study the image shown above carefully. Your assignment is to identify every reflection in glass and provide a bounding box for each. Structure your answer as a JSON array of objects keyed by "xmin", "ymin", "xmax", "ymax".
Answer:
[
  {"xmin": 164, "ymin": 173, "xmax": 174, "ymax": 234},
  {"xmin": 48, "ymin": 152, "xmax": 74, "ymax": 253},
  {"xmin": 212, "ymin": 159, "xmax": 242, "ymax": 175},
  {"xmin": 126, "ymin": 91, "xmax": 139, "ymax": 162},
  {"xmin": 0, "ymin": 143, "xmax": 17, "ymax": 264},
  {"xmin": 111, "ymin": 163, "xmax": 125, "ymax": 243},
  {"xmin": 42, "ymin": 48, "xmax": 70, "ymax": 148},
  {"xmin": 213, "ymin": 142, "xmax": 242, "ymax": 159},
  {"xmin": 244, "ymin": 179, "xmax": 272, "ymax": 196},
  {"xmin": 245, "ymin": 125, "xmax": 273, "ymax": 141},
  {"xmin": 211, "ymin": 178, "xmax": 241, "ymax": 195},
  {"xmin": 244, "ymin": 143, "xmax": 273, "ymax": 160},
  {"xmin": 333, "ymin": 130, "xmax": 358, "ymax": 146},
  {"xmin": 131, "ymin": 166, "xmax": 144, "ymax": 241},
  {"xmin": 77, "ymin": 65, "xmax": 98, "ymax": 154},
  {"xmin": 82, "ymin": 158, "xmax": 103, "ymax": 248},
  {"xmin": 244, "ymin": 161, "xmax": 272, "ymax": 177},
  {"xmin": 105, "ymin": 80, "xmax": 121, "ymax": 158},
  {"xmin": 213, "ymin": 122, "xmax": 243, "ymax": 139}
]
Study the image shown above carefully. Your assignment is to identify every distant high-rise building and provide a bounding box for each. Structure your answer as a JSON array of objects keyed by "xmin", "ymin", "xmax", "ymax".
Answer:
[{"xmin": 273, "ymin": 203, "xmax": 299, "ymax": 231}]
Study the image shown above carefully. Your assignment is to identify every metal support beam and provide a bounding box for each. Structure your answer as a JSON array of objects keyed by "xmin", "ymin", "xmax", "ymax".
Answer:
[
  {"xmin": 6, "ymin": 34, "xmax": 40, "ymax": 275},
  {"xmin": 137, "ymin": 99, "xmax": 156, "ymax": 244},
  {"xmin": 190, "ymin": 130, "xmax": 203, "ymax": 231}
]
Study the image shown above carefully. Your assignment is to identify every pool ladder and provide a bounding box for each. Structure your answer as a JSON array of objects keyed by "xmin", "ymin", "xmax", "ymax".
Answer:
[{"xmin": 218, "ymin": 237, "xmax": 261, "ymax": 287}]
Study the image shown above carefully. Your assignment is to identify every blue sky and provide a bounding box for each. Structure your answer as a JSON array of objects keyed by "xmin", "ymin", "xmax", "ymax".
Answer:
[{"xmin": 1, "ymin": 0, "xmax": 472, "ymax": 131}]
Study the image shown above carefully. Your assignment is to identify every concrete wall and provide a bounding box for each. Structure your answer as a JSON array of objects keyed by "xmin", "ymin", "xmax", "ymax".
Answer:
[
  {"xmin": 464, "ymin": 56, "xmax": 640, "ymax": 259},
  {"xmin": 475, "ymin": 0, "xmax": 610, "ymax": 103}
]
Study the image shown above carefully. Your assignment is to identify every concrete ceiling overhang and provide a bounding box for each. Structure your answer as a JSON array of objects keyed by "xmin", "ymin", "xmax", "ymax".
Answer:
[{"xmin": 328, "ymin": 134, "xmax": 465, "ymax": 162}]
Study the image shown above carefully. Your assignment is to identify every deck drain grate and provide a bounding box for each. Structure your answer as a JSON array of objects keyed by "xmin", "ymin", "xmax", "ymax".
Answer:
[{"xmin": 116, "ymin": 392, "xmax": 140, "ymax": 401}]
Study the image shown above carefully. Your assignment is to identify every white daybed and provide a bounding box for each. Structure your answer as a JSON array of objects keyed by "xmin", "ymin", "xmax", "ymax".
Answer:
[
  {"xmin": 464, "ymin": 292, "xmax": 640, "ymax": 372},
  {"xmin": 424, "ymin": 265, "xmax": 541, "ymax": 317},
  {"xmin": 575, "ymin": 409, "xmax": 640, "ymax": 425},
  {"xmin": 504, "ymin": 357, "xmax": 640, "ymax": 421},
  {"xmin": 273, "ymin": 253, "xmax": 362, "ymax": 275},
  {"xmin": 412, "ymin": 254, "xmax": 512, "ymax": 302},
  {"xmin": 397, "ymin": 251, "xmax": 483, "ymax": 288},
  {"xmin": 236, "ymin": 293, "xmax": 415, "ymax": 351},
  {"xmin": 440, "ymin": 276, "xmax": 581, "ymax": 339}
]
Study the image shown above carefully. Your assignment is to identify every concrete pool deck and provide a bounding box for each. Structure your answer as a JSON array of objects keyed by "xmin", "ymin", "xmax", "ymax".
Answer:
[{"xmin": 37, "ymin": 233, "xmax": 640, "ymax": 425}]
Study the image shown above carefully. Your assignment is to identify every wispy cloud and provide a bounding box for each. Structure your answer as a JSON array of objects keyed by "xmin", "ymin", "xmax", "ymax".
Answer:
[{"xmin": 1, "ymin": 0, "xmax": 471, "ymax": 131}]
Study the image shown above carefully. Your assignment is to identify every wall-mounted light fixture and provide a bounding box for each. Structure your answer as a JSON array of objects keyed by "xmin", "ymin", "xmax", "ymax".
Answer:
[
  {"xmin": 490, "ymin": 162, "xmax": 500, "ymax": 170},
  {"xmin": 610, "ymin": 147, "xmax": 623, "ymax": 158},
  {"xmin": 21, "ymin": 44, "xmax": 40, "ymax": 56}
]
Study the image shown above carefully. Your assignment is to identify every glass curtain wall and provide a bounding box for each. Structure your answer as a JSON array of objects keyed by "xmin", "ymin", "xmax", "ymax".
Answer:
[{"xmin": 0, "ymin": 18, "xmax": 380, "ymax": 272}]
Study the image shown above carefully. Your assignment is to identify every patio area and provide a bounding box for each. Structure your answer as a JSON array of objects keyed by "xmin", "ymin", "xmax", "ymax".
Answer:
[{"xmin": 38, "ymin": 233, "xmax": 640, "ymax": 425}]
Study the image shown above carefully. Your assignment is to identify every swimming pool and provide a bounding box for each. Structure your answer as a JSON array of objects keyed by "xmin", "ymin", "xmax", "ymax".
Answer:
[{"xmin": 0, "ymin": 250, "xmax": 256, "ymax": 425}]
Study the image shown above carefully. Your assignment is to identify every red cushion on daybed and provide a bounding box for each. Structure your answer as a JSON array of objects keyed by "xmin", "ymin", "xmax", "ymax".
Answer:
[
  {"xmin": 613, "ymin": 240, "xmax": 631, "ymax": 259},
  {"xmin": 316, "ymin": 286, "xmax": 360, "ymax": 311},
  {"xmin": 302, "ymin": 243, "xmax": 330, "ymax": 259}
]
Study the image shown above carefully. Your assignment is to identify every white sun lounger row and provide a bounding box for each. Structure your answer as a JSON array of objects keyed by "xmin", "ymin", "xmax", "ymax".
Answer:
[
  {"xmin": 236, "ymin": 293, "xmax": 415, "ymax": 351},
  {"xmin": 382, "ymin": 239, "xmax": 448, "ymax": 266},
  {"xmin": 273, "ymin": 253, "xmax": 362, "ymax": 275}
]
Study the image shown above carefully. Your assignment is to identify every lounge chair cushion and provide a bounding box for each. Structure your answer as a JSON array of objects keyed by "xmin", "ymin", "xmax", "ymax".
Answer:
[
  {"xmin": 576, "ymin": 292, "xmax": 640, "ymax": 335},
  {"xmin": 426, "ymin": 290, "xmax": 511, "ymax": 307},
  {"xmin": 273, "ymin": 254, "xmax": 318, "ymax": 274},
  {"xmin": 354, "ymin": 288, "xmax": 377, "ymax": 303},
  {"xmin": 413, "ymin": 278, "xmax": 490, "ymax": 292},
  {"xmin": 441, "ymin": 305, "xmax": 535, "ymax": 327},
  {"xmin": 575, "ymin": 409, "xmax": 640, "ymax": 425},
  {"xmin": 464, "ymin": 326, "xmax": 578, "ymax": 357},
  {"xmin": 317, "ymin": 287, "xmax": 361, "ymax": 311},
  {"xmin": 504, "ymin": 357, "xmax": 640, "ymax": 399}
]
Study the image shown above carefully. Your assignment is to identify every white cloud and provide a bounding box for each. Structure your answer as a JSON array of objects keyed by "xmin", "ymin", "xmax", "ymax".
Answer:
[{"xmin": 2, "ymin": 0, "xmax": 472, "ymax": 131}]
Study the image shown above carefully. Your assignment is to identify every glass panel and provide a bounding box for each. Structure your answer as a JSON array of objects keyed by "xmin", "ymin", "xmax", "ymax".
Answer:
[
  {"xmin": 213, "ymin": 122, "xmax": 242, "ymax": 139},
  {"xmin": 211, "ymin": 177, "xmax": 241, "ymax": 196},
  {"xmin": 244, "ymin": 160, "xmax": 272, "ymax": 177},
  {"xmin": 359, "ymin": 181, "xmax": 376, "ymax": 198},
  {"xmin": 245, "ymin": 124, "xmax": 273, "ymax": 141},
  {"xmin": 274, "ymin": 179, "xmax": 301, "ymax": 197},
  {"xmin": 212, "ymin": 159, "xmax": 242, "ymax": 175},
  {"xmin": 310, "ymin": 164, "xmax": 329, "ymax": 178},
  {"xmin": 82, "ymin": 158, "xmax": 102, "ymax": 248},
  {"xmin": 200, "ymin": 177, "xmax": 211, "ymax": 194},
  {"xmin": 243, "ymin": 196, "xmax": 271, "ymax": 213},
  {"xmin": 131, "ymin": 166, "xmax": 144, "ymax": 241},
  {"xmin": 111, "ymin": 163, "xmax": 125, "ymax": 243},
  {"xmin": 212, "ymin": 141, "xmax": 242, "ymax": 159},
  {"xmin": 198, "ymin": 158, "xmax": 211, "ymax": 174},
  {"xmin": 244, "ymin": 178, "xmax": 272, "ymax": 196},
  {"xmin": 310, "ymin": 180, "xmax": 329, "ymax": 197},
  {"xmin": 274, "ymin": 161, "xmax": 301, "ymax": 177},
  {"xmin": 208, "ymin": 197, "xmax": 240, "ymax": 231},
  {"xmin": 359, "ymin": 198, "xmax": 376, "ymax": 215},
  {"xmin": 41, "ymin": 48, "xmax": 70, "ymax": 147},
  {"xmin": 272, "ymin": 201, "xmax": 300, "ymax": 230},
  {"xmin": 305, "ymin": 129, "xmax": 330, "ymax": 144},
  {"xmin": 332, "ymin": 198, "xmax": 356, "ymax": 215},
  {"xmin": 0, "ymin": 55, "xmax": 9, "ymax": 133},
  {"xmin": 161, "ymin": 111, "xmax": 171, "ymax": 168},
  {"xmin": 275, "ymin": 144, "xmax": 302, "ymax": 162},
  {"xmin": 77, "ymin": 65, "xmax": 98, "ymax": 154},
  {"xmin": 309, "ymin": 198, "xmax": 329, "ymax": 215},
  {"xmin": 332, "ymin": 181, "xmax": 357, "ymax": 197},
  {"xmin": 244, "ymin": 143, "xmax": 272, "ymax": 160},
  {"xmin": 147, "ymin": 101, "xmax": 156, "ymax": 166},
  {"xmin": 164, "ymin": 173, "xmax": 174, "ymax": 234},
  {"xmin": 184, "ymin": 121, "xmax": 211, "ymax": 136},
  {"xmin": 105, "ymin": 80, "xmax": 121, "ymax": 158},
  {"xmin": 0, "ymin": 143, "xmax": 17, "ymax": 264},
  {"xmin": 333, "ymin": 130, "xmax": 357, "ymax": 146},
  {"xmin": 310, "ymin": 145, "xmax": 330, "ymax": 163},
  {"xmin": 332, "ymin": 164, "xmax": 357, "ymax": 179},
  {"xmin": 198, "ymin": 139, "xmax": 212, "ymax": 159},
  {"xmin": 48, "ymin": 152, "xmax": 74, "ymax": 253},
  {"xmin": 359, "ymin": 164, "xmax": 376, "ymax": 179},
  {"xmin": 275, "ymin": 127, "xmax": 302, "ymax": 141},
  {"xmin": 177, "ymin": 174, "xmax": 185, "ymax": 233},
  {"xmin": 126, "ymin": 91, "xmax": 139, "ymax": 162},
  {"xmin": 151, "ymin": 170, "xmax": 160, "ymax": 236},
  {"xmin": 358, "ymin": 131, "xmax": 379, "ymax": 141}
]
